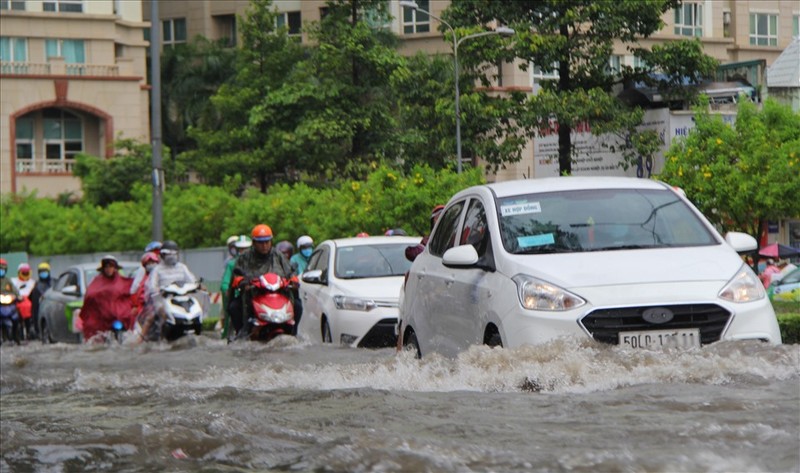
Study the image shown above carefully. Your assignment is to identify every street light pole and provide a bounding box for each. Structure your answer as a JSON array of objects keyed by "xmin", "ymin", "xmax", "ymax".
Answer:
[{"xmin": 399, "ymin": 1, "xmax": 514, "ymax": 174}]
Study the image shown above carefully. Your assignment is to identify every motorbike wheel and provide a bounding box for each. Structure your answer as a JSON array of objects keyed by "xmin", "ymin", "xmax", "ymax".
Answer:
[
  {"xmin": 193, "ymin": 321, "xmax": 202, "ymax": 336},
  {"xmin": 40, "ymin": 319, "xmax": 53, "ymax": 344},
  {"xmin": 322, "ymin": 319, "xmax": 332, "ymax": 344}
]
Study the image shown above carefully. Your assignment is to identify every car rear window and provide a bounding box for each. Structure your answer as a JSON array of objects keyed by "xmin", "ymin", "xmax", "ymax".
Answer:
[
  {"xmin": 497, "ymin": 188, "xmax": 718, "ymax": 254},
  {"xmin": 335, "ymin": 244, "xmax": 413, "ymax": 279}
]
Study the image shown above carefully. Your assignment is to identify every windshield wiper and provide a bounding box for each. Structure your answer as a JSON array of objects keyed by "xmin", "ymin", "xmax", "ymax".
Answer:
[{"xmin": 586, "ymin": 244, "xmax": 652, "ymax": 251}]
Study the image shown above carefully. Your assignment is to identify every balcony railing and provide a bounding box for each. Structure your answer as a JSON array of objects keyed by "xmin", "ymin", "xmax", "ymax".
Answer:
[
  {"xmin": 0, "ymin": 61, "xmax": 120, "ymax": 77},
  {"xmin": 16, "ymin": 159, "xmax": 76, "ymax": 173}
]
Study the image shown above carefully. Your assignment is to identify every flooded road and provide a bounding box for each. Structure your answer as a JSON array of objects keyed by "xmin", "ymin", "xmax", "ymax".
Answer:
[{"xmin": 1, "ymin": 335, "xmax": 799, "ymax": 472}]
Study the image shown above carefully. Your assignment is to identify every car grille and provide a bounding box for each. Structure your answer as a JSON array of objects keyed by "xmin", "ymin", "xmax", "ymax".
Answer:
[{"xmin": 580, "ymin": 304, "xmax": 732, "ymax": 345}]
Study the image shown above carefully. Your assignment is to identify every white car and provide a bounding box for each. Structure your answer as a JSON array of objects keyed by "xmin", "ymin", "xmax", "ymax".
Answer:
[
  {"xmin": 399, "ymin": 177, "xmax": 782, "ymax": 358},
  {"xmin": 298, "ymin": 236, "xmax": 421, "ymax": 348}
]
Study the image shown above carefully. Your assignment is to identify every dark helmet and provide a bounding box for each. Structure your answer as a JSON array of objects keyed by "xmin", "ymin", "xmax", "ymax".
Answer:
[{"xmin": 161, "ymin": 240, "xmax": 179, "ymax": 253}]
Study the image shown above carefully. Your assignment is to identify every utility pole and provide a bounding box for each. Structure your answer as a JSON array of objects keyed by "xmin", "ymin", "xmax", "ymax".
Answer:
[{"xmin": 149, "ymin": 0, "xmax": 164, "ymax": 241}]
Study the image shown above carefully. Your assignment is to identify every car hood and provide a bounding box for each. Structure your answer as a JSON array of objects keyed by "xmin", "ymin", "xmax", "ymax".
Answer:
[
  {"xmin": 333, "ymin": 276, "xmax": 405, "ymax": 300},
  {"xmin": 501, "ymin": 244, "xmax": 744, "ymax": 288}
]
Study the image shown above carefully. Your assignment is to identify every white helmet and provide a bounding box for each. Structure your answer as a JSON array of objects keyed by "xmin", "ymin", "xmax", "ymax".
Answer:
[{"xmin": 297, "ymin": 235, "xmax": 313, "ymax": 248}]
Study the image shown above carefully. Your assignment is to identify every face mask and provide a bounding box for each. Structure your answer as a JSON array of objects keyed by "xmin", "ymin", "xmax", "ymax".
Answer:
[
  {"xmin": 163, "ymin": 254, "xmax": 178, "ymax": 266},
  {"xmin": 144, "ymin": 263, "xmax": 157, "ymax": 274},
  {"xmin": 229, "ymin": 247, "xmax": 237, "ymax": 257},
  {"xmin": 301, "ymin": 248, "xmax": 312, "ymax": 258},
  {"xmin": 39, "ymin": 271, "xmax": 50, "ymax": 280},
  {"xmin": 0, "ymin": 269, "xmax": 5, "ymax": 278}
]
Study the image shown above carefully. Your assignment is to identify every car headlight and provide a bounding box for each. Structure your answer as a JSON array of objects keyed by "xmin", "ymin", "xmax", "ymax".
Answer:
[
  {"xmin": 333, "ymin": 295, "xmax": 377, "ymax": 312},
  {"xmin": 512, "ymin": 275, "xmax": 586, "ymax": 311},
  {"xmin": 719, "ymin": 265, "xmax": 765, "ymax": 303}
]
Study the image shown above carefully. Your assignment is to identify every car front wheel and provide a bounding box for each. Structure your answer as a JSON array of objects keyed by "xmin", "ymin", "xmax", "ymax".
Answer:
[{"xmin": 403, "ymin": 329, "xmax": 422, "ymax": 359}]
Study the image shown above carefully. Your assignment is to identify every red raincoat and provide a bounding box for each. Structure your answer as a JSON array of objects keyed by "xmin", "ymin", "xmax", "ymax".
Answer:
[{"xmin": 80, "ymin": 272, "xmax": 134, "ymax": 341}]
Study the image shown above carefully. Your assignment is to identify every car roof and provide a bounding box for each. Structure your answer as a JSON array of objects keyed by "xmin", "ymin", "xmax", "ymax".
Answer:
[
  {"xmin": 322, "ymin": 236, "xmax": 421, "ymax": 247},
  {"xmin": 456, "ymin": 176, "xmax": 671, "ymax": 200}
]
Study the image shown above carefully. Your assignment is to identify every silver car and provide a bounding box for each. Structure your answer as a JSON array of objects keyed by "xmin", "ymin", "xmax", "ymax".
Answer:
[{"xmin": 39, "ymin": 261, "xmax": 139, "ymax": 343}]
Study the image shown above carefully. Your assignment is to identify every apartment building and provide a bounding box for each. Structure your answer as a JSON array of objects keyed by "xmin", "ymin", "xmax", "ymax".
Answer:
[
  {"xmin": 0, "ymin": 0, "xmax": 150, "ymax": 197},
  {"xmin": 3, "ymin": 1, "xmax": 796, "ymax": 197},
  {"xmin": 143, "ymin": 0, "xmax": 798, "ymax": 182}
]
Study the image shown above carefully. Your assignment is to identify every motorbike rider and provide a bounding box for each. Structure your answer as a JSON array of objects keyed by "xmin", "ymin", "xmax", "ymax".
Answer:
[
  {"xmin": 133, "ymin": 252, "xmax": 162, "ymax": 342},
  {"xmin": 0, "ymin": 259, "xmax": 21, "ymax": 344},
  {"xmin": 230, "ymin": 224, "xmax": 295, "ymax": 338},
  {"xmin": 80, "ymin": 255, "xmax": 134, "ymax": 342},
  {"xmin": 146, "ymin": 240, "xmax": 204, "ymax": 331},
  {"xmin": 406, "ymin": 204, "xmax": 445, "ymax": 262},
  {"xmin": 28, "ymin": 262, "xmax": 53, "ymax": 340},
  {"xmin": 12, "ymin": 263, "xmax": 36, "ymax": 339},
  {"xmin": 131, "ymin": 241, "xmax": 161, "ymax": 295},
  {"xmin": 290, "ymin": 235, "xmax": 314, "ymax": 275},
  {"xmin": 220, "ymin": 235, "xmax": 252, "ymax": 340},
  {"xmin": 224, "ymin": 235, "xmax": 238, "ymax": 266}
]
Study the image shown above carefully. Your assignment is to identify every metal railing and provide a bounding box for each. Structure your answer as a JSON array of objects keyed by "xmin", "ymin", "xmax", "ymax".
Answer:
[
  {"xmin": 16, "ymin": 159, "xmax": 76, "ymax": 173},
  {"xmin": 0, "ymin": 61, "xmax": 119, "ymax": 77}
]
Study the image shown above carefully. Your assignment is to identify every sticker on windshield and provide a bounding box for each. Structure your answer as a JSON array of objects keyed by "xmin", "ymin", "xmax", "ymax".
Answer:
[
  {"xmin": 500, "ymin": 202, "xmax": 541, "ymax": 216},
  {"xmin": 518, "ymin": 234, "xmax": 555, "ymax": 248}
]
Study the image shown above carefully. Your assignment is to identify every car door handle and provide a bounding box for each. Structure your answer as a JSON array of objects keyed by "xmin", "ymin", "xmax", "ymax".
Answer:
[{"xmin": 445, "ymin": 277, "xmax": 454, "ymax": 287}]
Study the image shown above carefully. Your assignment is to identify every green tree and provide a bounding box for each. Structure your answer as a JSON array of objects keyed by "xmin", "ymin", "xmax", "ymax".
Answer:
[
  {"xmin": 445, "ymin": 0, "xmax": 719, "ymax": 175},
  {"xmin": 72, "ymin": 138, "xmax": 181, "ymax": 206},
  {"xmin": 188, "ymin": 0, "xmax": 308, "ymax": 191},
  {"xmin": 658, "ymin": 99, "xmax": 800, "ymax": 242},
  {"xmin": 161, "ymin": 37, "xmax": 237, "ymax": 158}
]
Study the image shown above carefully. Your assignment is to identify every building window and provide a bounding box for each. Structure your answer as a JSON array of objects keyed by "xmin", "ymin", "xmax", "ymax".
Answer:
[
  {"xmin": 794, "ymin": 15, "xmax": 799, "ymax": 38},
  {"xmin": 15, "ymin": 117, "xmax": 34, "ymax": 173},
  {"xmin": 43, "ymin": 0, "xmax": 82, "ymax": 13},
  {"xmin": 749, "ymin": 13, "xmax": 777, "ymax": 46},
  {"xmin": 276, "ymin": 11, "xmax": 301, "ymax": 36},
  {"xmin": 364, "ymin": 1, "xmax": 390, "ymax": 29},
  {"xmin": 163, "ymin": 18, "xmax": 187, "ymax": 48},
  {"xmin": 531, "ymin": 62, "xmax": 558, "ymax": 93},
  {"xmin": 0, "ymin": 0, "xmax": 25, "ymax": 10},
  {"xmin": 213, "ymin": 15, "xmax": 236, "ymax": 47},
  {"xmin": 633, "ymin": 55, "xmax": 648, "ymax": 69},
  {"xmin": 403, "ymin": 0, "xmax": 430, "ymax": 34},
  {"xmin": 43, "ymin": 109, "xmax": 82, "ymax": 171},
  {"xmin": 674, "ymin": 2, "xmax": 703, "ymax": 37},
  {"xmin": 1, "ymin": 36, "xmax": 28, "ymax": 73},
  {"xmin": 45, "ymin": 38, "xmax": 85, "ymax": 74},
  {"xmin": 607, "ymin": 55, "xmax": 622, "ymax": 75}
]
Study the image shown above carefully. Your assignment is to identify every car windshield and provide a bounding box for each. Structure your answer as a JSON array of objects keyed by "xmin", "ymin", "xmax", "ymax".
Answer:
[
  {"xmin": 335, "ymin": 244, "xmax": 413, "ymax": 279},
  {"xmin": 497, "ymin": 188, "xmax": 718, "ymax": 255}
]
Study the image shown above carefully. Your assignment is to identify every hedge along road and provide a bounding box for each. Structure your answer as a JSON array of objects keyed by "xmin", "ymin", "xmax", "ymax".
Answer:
[{"xmin": 1, "ymin": 334, "xmax": 798, "ymax": 472}]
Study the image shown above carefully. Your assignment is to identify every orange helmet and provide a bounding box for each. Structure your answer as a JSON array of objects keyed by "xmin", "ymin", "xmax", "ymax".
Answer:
[{"xmin": 251, "ymin": 224, "xmax": 273, "ymax": 242}]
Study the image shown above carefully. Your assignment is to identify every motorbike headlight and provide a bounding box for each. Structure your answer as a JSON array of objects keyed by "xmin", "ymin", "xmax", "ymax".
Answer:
[
  {"xmin": 719, "ymin": 265, "xmax": 765, "ymax": 303},
  {"xmin": 0, "ymin": 294, "xmax": 14, "ymax": 304},
  {"xmin": 512, "ymin": 275, "xmax": 586, "ymax": 311},
  {"xmin": 334, "ymin": 295, "xmax": 376, "ymax": 312}
]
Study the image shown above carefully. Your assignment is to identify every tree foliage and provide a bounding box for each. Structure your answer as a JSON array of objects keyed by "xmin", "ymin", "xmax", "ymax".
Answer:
[
  {"xmin": 445, "ymin": 0, "xmax": 719, "ymax": 175},
  {"xmin": 72, "ymin": 138, "xmax": 182, "ymax": 207},
  {"xmin": 160, "ymin": 37, "xmax": 238, "ymax": 158},
  {"xmin": 658, "ymin": 99, "xmax": 800, "ymax": 241},
  {"xmin": 1, "ymin": 166, "xmax": 481, "ymax": 256}
]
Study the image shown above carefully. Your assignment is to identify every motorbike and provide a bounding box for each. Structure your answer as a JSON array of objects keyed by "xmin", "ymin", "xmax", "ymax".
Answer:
[
  {"xmin": 245, "ymin": 273, "xmax": 296, "ymax": 343},
  {"xmin": 160, "ymin": 281, "xmax": 206, "ymax": 342},
  {"xmin": 0, "ymin": 291, "xmax": 21, "ymax": 345}
]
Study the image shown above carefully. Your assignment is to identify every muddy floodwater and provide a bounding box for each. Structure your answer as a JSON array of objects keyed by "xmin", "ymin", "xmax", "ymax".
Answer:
[{"xmin": 1, "ymin": 335, "xmax": 799, "ymax": 472}]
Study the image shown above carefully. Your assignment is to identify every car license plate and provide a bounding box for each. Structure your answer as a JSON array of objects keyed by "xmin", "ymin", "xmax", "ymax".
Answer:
[{"xmin": 619, "ymin": 329, "xmax": 700, "ymax": 349}]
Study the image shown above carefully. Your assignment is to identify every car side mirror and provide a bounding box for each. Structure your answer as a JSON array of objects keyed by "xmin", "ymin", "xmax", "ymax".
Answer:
[
  {"xmin": 724, "ymin": 231, "xmax": 757, "ymax": 253},
  {"xmin": 302, "ymin": 269, "xmax": 325, "ymax": 285},
  {"xmin": 62, "ymin": 285, "xmax": 80, "ymax": 297},
  {"xmin": 442, "ymin": 245, "xmax": 479, "ymax": 267}
]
